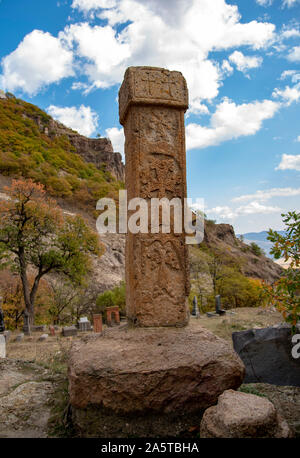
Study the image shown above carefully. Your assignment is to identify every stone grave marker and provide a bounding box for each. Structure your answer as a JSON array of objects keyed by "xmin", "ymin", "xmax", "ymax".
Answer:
[
  {"xmin": 93, "ymin": 314, "xmax": 102, "ymax": 333},
  {"xmin": 38, "ymin": 334, "xmax": 49, "ymax": 342},
  {"xmin": 0, "ymin": 334, "xmax": 6, "ymax": 358},
  {"xmin": 15, "ymin": 333, "xmax": 24, "ymax": 342},
  {"xmin": 119, "ymin": 66, "xmax": 190, "ymax": 327},
  {"xmin": 62, "ymin": 326, "xmax": 78, "ymax": 337},
  {"xmin": 191, "ymin": 296, "xmax": 200, "ymax": 317},
  {"xmin": 78, "ymin": 317, "xmax": 92, "ymax": 332}
]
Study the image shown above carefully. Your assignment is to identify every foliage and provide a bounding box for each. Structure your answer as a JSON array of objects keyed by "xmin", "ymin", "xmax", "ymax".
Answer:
[
  {"xmin": 96, "ymin": 281, "xmax": 126, "ymax": 318},
  {"xmin": 0, "ymin": 179, "xmax": 101, "ymax": 323},
  {"xmin": 249, "ymin": 242, "xmax": 264, "ymax": 257},
  {"xmin": 265, "ymin": 211, "xmax": 300, "ymax": 330},
  {"xmin": 0, "ymin": 97, "xmax": 123, "ymax": 211},
  {"xmin": 189, "ymin": 245, "xmax": 266, "ymax": 312}
]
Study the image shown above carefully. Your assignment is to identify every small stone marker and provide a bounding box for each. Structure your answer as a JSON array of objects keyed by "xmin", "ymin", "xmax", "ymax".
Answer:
[
  {"xmin": 119, "ymin": 66, "xmax": 190, "ymax": 327},
  {"xmin": 78, "ymin": 317, "xmax": 92, "ymax": 332},
  {"xmin": 15, "ymin": 333, "xmax": 24, "ymax": 342},
  {"xmin": 0, "ymin": 334, "xmax": 6, "ymax": 358},
  {"xmin": 49, "ymin": 325, "xmax": 55, "ymax": 336},
  {"xmin": 22, "ymin": 310, "xmax": 31, "ymax": 336},
  {"xmin": 191, "ymin": 296, "xmax": 200, "ymax": 317},
  {"xmin": 215, "ymin": 295, "xmax": 226, "ymax": 315},
  {"xmin": 4, "ymin": 330, "xmax": 11, "ymax": 342},
  {"xmin": 93, "ymin": 314, "xmax": 103, "ymax": 333},
  {"xmin": 0, "ymin": 298, "xmax": 5, "ymax": 333},
  {"xmin": 106, "ymin": 307, "xmax": 120, "ymax": 327},
  {"xmin": 32, "ymin": 325, "xmax": 47, "ymax": 332},
  {"xmin": 62, "ymin": 326, "xmax": 78, "ymax": 337},
  {"xmin": 38, "ymin": 333, "xmax": 49, "ymax": 341}
]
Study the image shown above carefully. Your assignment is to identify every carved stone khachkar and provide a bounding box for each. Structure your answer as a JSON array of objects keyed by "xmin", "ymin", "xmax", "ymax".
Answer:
[
  {"xmin": 68, "ymin": 68, "xmax": 245, "ymax": 436},
  {"xmin": 119, "ymin": 66, "xmax": 190, "ymax": 327}
]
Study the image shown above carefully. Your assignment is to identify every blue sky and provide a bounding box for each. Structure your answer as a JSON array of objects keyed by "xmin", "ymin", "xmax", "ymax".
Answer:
[{"xmin": 0, "ymin": 0, "xmax": 299, "ymax": 234}]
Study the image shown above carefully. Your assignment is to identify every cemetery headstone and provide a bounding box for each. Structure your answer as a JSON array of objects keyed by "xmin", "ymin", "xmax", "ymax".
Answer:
[
  {"xmin": 15, "ymin": 333, "xmax": 24, "ymax": 342},
  {"xmin": 4, "ymin": 330, "xmax": 11, "ymax": 342},
  {"xmin": 62, "ymin": 326, "xmax": 78, "ymax": 337},
  {"xmin": 106, "ymin": 306, "xmax": 120, "ymax": 327},
  {"xmin": 191, "ymin": 296, "xmax": 200, "ymax": 317},
  {"xmin": 32, "ymin": 325, "xmax": 47, "ymax": 332},
  {"xmin": 49, "ymin": 325, "xmax": 55, "ymax": 336},
  {"xmin": 119, "ymin": 66, "xmax": 190, "ymax": 327},
  {"xmin": 215, "ymin": 295, "xmax": 226, "ymax": 315},
  {"xmin": 22, "ymin": 310, "xmax": 31, "ymax": 336},
  {"xmin": 38, "ymin": 333, "xmax": 49, "ymax": 341},
  {"xmin": 93, "ymin": 314, "xmax": 103, "ymax": 333},
  {"xmin": 0, "ymin": 334, "xmax": 6, "ymax": 358},
  {"xmin": 78, "ymin": 317, "xmax": 92, "ymax": 332}
]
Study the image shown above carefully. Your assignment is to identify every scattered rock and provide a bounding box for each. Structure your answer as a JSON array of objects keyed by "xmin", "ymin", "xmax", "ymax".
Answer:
[
  {"xmin": 232, "ymin": 324, "xmax": 300, "ymax": 387},
  {"xmin": 38, "ymin": 334, "xmax": 49, "ymax": 342},
  {"xmin": 200, "ymin": 389, "xmax": 292, "ymax": 438}
]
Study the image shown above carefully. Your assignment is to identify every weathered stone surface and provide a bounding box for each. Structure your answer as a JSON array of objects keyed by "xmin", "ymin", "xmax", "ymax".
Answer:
[
  {"xmin": 68, "ymin": 325, "xmax": 245, "ymax": 414},
  {"xmin": 0, "ymin": 335, "xmax": 6, "ymax": 358},
  {"xmin": 38, "ymin": 334, "xmax": 48, "ymax": 341},
  {"xmin": 3, "ymin": 330, "xmax": 10, "ymax": 342},
  {"xmin": 32, "ymin": 325, "xmax": 46, "ymax": 332},
  {"xmin": 119, "ymin": 66, "xmax": 190, "ymax": 327},
  {"xmin": 93, "ymin": 314, "xmax": 102, "ymax": 333},
  {"xmin": 14, "ymin": 333, "xmax": 24, "ymax": 342},
  {"xmin": 232, "ymin": 324, "xmax": 300, "ymax": 387},
  {"xmin": 62, "ymin": 326, "xmax": 77, "ymax": 337},
  {"xmin": 200, "ymin": 389, "xmax": 292, "ymax": 438}
]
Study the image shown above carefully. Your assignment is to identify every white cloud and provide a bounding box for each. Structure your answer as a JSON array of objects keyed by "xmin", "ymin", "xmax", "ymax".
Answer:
[
  {"xmin": 65, "ymin": 0, "xmax": 275, "ymax": 105},
  {"xmin": 287, "ymin": 46, "xmax": 300, "ymax": 62},
  {"xmin": 280, "ymin": 70, "xmax": 300, "ymax": 83},
  {"xmin": 229, "ymin": 50, "xmax": 263, "ymax": 74},
  {"xmin": 232, "ymin": 187, "xmax": 300, "ymax": 202},
  {"xmin": 0, "ymin": 30, "xmax": 74, "ymax": 95},
  {"xmin": 272, "ymin": 83, "xmax": 300, "ymax": 105},
  {"xmin": 256, "ymin": 0, "xmax": 273, "ymax": 6},
  {"xmin": 187, "ymin": 101, "xmax": 210, "ymax": 117},
  {"xmin": 297, "ymin": 135, "xmax": 300, "ymax": 142},
  {"xmin": 105, "ymin": 127, "xmax": 125, "ymax": 160},
  {"xmin": 208, "ymin": 201, "xmax": 281, "ymax": 220},
  {"xmin": 282, "ymin": 0, "xmax": 300, "ymax": 7},
  {"xmin": 186, "ymin": 98, "xmax": 279, "ymax": 150},
  {"xmin": 47, "ymin": 104, "xmax": 99, "ymax": 136},
  {"xmin": 276, "ymin": 154, "xmax": 300, "ymax": 171},
  {"xmin": 236, "ymin": 201, "xmax": 282, "ymax": 215},
  {"xmin": 281, "ymin": 27, "xmax": 300, "ymax": 40}
]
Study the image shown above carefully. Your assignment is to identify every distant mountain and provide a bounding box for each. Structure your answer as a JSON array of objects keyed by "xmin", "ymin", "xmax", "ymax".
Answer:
[{"xmin": 238, "ymin": 230, "xmax": 286, "ymax": 258}]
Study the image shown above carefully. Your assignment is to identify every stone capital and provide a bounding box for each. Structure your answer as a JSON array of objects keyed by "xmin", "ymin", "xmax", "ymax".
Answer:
[{"xmin": 119, "ymin": 66, "xmax": 189, "ymax": 125}]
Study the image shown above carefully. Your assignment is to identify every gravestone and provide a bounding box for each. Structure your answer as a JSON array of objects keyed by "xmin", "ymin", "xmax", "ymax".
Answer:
[
  {"xmin": 49, "ymin": 325, "xmax": 55, "ymax": 336},
  {"xmin": 93, "ymin": 314, "xmax": 102, "ymax": 333},
  {"xmin": 215, "ymin": 295, "xmax": 226, "ymax": 315},
  {"xmin": 191, "ymin": 296, "xmax": 200, "ymax": 317},
  {"xmin": 32, "ymin": 325, "xmax": 47, "ymax": 332},
  {"xmin": 78, "ymin": 317, "xmax": 92, "ymax": 332},
  {"xmin": 0, "ymin": 297, "xmax": 5, "ymax": 333},
  {"xmin": 4, "ymin": 330, "xmax": 11, "ymax": 342},
  {"xmin": 38, "ymin": 334, "xmax": 49, "ymax": 341},
  {"xmin": 106, "ymin": 306, "xmax": 120, "ymax": 327},
  {"xmin": 0, "ymin": 334, "xmax": 6, "ymax": 358},
  {"xmin": 119, "ymin": 66, "xmax": 190, "ymax": 327},
  {"xmin": 15, "ymin": 333, "xmax": 24, "ymax": 342},
  {"xmin": 22, "ymin": 310, "xmax": 31, "ymax": 336},
  {"xmin": 62, "ymin": 326, "xmax": 77, "ymax": 337}
]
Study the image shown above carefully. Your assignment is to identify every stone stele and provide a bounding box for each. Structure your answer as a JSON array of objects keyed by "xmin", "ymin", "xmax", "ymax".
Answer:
[
  {"xmin": 119, "ymin": 66, "xmax": 190, "ymax": 327},
  {"xmin": 68, "ymin": 67, "xmax": 245, "ymax": 434}
]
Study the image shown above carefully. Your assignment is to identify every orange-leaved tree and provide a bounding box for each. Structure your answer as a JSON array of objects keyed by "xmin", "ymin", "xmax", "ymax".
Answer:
[{"xmin": 0, "ymin": 179, "xmax": 101, "ymax": 324}]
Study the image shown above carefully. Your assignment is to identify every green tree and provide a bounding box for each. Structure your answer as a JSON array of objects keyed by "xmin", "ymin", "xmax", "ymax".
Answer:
[
  {"xmin": 0, "ymin": 179, "xmax": 101, "ymax": 324},
  {"xmin": 265, "ymin": 211, "xmax": 300, "ymax": 330},
  {"xmin": 96, "ymin": 281, "xmax": 126, "ymax": 318}
]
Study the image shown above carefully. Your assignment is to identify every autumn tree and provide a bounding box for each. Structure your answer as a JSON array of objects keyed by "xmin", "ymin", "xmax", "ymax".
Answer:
[
  {"xmin": 265, "ymin": 211, "xmax": 300, "ymax": 330},
  {"xmin": 0, "ymin": 179, "xmax": 101, "ymax": 324}
]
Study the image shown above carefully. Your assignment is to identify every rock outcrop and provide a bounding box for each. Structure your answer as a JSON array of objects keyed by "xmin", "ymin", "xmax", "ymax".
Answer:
[
  {"xmin": 203, "ymin": 222, "xmax": 283, "ymax": 283},
  {"xmin": 200, "ymin": 389, "xmax": 292, "ymax": 438}
]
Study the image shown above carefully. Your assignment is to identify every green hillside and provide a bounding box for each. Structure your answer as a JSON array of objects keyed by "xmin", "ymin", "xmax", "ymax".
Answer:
[{"xmin": 0, "ymin": 95, "xmax": 123, "ymax": 211}]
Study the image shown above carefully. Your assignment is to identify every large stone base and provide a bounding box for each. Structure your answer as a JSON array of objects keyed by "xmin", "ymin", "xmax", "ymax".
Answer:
[{"xmin": 68, "ymin": 324, "xmax": 244, "ymax": 435}]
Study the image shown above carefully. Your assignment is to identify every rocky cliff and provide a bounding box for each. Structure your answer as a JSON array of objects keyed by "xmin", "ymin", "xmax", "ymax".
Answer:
[{"xmin": 203, "ymin": 222, "xmax": 283, "ymax": 283}]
